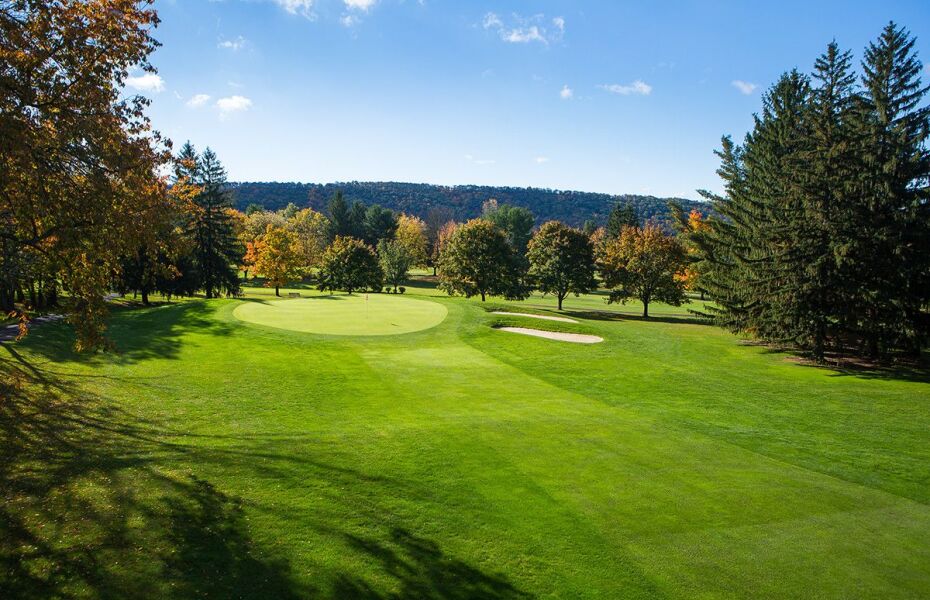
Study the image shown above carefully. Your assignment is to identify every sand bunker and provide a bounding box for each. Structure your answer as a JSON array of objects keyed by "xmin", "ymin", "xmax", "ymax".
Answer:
[
  {"xmin": 491, "ymin": 311, "xmax": 579, "ymax": 323},
  {"xmin": 497, "ymin": 327, "xmax": 603, "ymax": 344}
]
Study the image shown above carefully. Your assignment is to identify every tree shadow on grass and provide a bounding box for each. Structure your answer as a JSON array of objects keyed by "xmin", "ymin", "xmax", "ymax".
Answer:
[
  {"xmin": 331, "ymin": 528, "xmax": 533, "ymax": 600},
  {"xmin": 12, "ymin": 300, "xmax": 236, "ymax": 365},
  {"xmin": 0, "ymin": 349, "xmax": 309, "ymax": 599},
  {"xmin": 561, "ymin": 309, "xmax": 712, "ymax": 326},
  {"xmin": 0, "ymin": 349, "xmax": 535, "ymax": 599}
]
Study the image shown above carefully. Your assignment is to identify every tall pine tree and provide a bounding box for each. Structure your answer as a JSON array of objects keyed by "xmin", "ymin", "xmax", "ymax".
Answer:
[{"xmin": 179, "ymin": 144, "xmax": 241, "ymax": 299}]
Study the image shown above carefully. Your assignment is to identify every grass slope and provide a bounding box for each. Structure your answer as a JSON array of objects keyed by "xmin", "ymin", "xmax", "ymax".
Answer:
[{"xmin": 2, "ymin": 283, "xmax": 929, "ymax": 599}]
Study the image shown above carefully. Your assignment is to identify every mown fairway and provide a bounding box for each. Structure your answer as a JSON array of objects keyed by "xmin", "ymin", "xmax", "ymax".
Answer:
[{"xmin": 2, "ymin": 282, "xmax": 929, "ymax": 599}]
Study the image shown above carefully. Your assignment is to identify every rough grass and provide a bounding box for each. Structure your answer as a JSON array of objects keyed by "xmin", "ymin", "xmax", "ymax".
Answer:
[{"xmin": 1, "ymin": 282, "xmax": 929, "ymax": 599}]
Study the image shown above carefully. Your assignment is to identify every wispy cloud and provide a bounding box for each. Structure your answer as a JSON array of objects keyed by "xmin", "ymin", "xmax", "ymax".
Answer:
[
  {"xmin": 125, "ymin": 73, "xmax": 165, "ymax": 93},
  {"xmin": 216, "ymin": 95, "xmax": 253, "ymax": 118},
  {"xmin": 599, "ymin": 80, "xmax": 652, "ymax": 96},
  {"xmin": 218, "ymin": 36, "xmax": 247, "ymax": 51},
  {"xmin": 560, "ymin": 84, "xmax": 573, "ymax": 100},
  {"xmin": 340, "ymin": 14, "xmax": 359, "ymax": 26},
  {"xmin": 731, "ymin": 80, "xmax": 757, "ymax": 95},
  {"xmin": 482, "ymin": 12, "xmax": 565, "ymax": 45},
  {"xmin": 465, "ymin": 154, "xmax": 495, "ymax": 166},
  {"xmin": 273, "ymin": 0, "xmax": 315, "ymax": 19},
  {"xmin": 535, "ymin": 156, "xmax": 550, "ymax": 164},
  {"xmin": 186, "ymin": 94, "xmax": 211, "ymax": 108},
  {"xmin": 344, "ymin": 0, "xmax": 376, "ymax": 10}
]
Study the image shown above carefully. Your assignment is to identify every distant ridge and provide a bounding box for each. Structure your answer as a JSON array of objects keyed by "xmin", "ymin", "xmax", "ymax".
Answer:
[{"xmin": 226, "ymin": 181, "xmax": 708, "ymax": 226}]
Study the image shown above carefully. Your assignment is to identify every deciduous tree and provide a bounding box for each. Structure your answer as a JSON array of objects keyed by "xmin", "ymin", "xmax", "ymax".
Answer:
[
  {"xmin": 377, "ymin": 239, "xmax": 413, "ymax": 292},
  {"xmin": 438, "ymin": 219, "xmax": 527, "ymax": 302},
  {"xmin": 394, "ymin": 214, "xmax": 429, "ymax": 267},
  {"xmin": 253, "ymin": 225, "xmax": 303, "ymax": 296},
  {"xmin": 527, "ymin": 222, "xmax": 597, "ymax": 310},
  {"xmin": 318, "ymin": 236, "xmax": 382, "ymax": 295},
  {"xmin": 0, "ymin": 0, "xmax": 173, "ymax": 348},
  {"xmin": 599, "ymin": 223, "xmax": 687, "ymax": 318}
]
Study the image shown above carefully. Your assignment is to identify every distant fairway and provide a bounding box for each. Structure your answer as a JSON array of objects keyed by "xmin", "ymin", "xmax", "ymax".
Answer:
[{"xmin": 232, "ymin": 293, "xmax": 448, "ymax": 336}]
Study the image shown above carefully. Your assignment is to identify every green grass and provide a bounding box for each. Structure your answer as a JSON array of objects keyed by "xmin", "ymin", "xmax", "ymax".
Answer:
[
  {"xmin": 2, "ymin": 282, "xmax": 929, "ymax": 599},
  {"xmin": 233, "ymin": 294, "xmax": 448, "ymax": 336}
]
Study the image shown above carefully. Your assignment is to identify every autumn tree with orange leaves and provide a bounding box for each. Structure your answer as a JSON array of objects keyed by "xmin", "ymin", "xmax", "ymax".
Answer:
[
  {"xmin": 252, "ymin": 225, "xmax": 303, "ymax": 296},
  {"xmin": 1, "ymin": 0, "xmax": 174, "ymax": 349}
]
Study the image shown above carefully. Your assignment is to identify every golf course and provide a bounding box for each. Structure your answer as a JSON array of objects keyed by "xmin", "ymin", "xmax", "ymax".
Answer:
[{"xmin": 3, "ymin": 280, "xmax": 929, "ymax": 599}]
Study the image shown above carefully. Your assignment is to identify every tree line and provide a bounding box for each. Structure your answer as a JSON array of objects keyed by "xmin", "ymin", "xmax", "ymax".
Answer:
[
  {"xmin": 229, "ymin": 181, "xmax": 708, "ymax": 229},
  {"xmin": 229, "ymin": 193, "xmax": 694, "ymax": 316},
  {"xmin": 688, "ymin": 23, "xmax": 930, "ymax": 360}
]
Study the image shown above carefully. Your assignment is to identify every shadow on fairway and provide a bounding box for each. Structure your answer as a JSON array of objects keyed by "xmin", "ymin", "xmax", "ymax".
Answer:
[
  {"xmin": 562, "ymin": 309, "xmax": 712, "ymax": 326},
  {"xmin": 331, "ymin": 528, "xmax": 533, "ymax": 599},
  {"xmin": 0, "ymin": 350, "xmax": 533, "ymax": 599},
  {"xmin": 0, "ymin": 349, "xmax": 304, "ymax": 599},
  {"xmin": 12, "ymin": 300, "xmax": 235, "ymax": 365}
]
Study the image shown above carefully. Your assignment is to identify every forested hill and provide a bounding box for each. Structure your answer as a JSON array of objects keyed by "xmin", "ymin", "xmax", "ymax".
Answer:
[{"xmin": 226, "ymin": 181, "xmax": 707, "ymax": 226}]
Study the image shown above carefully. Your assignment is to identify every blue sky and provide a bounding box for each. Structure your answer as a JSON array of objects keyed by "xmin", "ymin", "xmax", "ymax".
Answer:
[{"xmin": 136, "ymin": 0, "xmax": 930, "ymax": 198}]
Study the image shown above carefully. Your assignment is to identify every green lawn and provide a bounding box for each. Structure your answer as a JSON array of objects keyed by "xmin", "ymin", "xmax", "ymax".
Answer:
[{"xmin": 2, "ymin": 282, "xmax": 929, "ymax": 598}]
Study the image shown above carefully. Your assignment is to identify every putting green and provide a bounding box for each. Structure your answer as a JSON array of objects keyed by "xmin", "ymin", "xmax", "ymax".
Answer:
[{"xmin": 233, "ymin": 294, "xmax": 448, "ymax": 336}]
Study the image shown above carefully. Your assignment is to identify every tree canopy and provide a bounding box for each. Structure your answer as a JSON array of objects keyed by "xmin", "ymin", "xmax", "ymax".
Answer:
[
  {"xmin": 437, "ymin": 219, "xmax": 527, "ymax": 302},
  {"xmin": 318, "ymin": 236, "xmax": 383, "ymax": 295},
  {"xmin": 599, "ymin": 223, "xmax": 687, "ymax": 318},
  {"xmin": 527, "ymin": 222, "xmax": 597, "ymax": 310}
]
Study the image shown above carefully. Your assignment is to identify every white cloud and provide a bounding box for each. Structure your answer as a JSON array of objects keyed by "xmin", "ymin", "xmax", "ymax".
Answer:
[
  {"xmin": 218, "ymin": 36, "xmax": 247, "ymax": 51},
  {"xmin": 504, "ymin": 26, "xmax": 546, "ymax": 44},
  {"xmin": 464, "ymin": 154, "xmax": 495, "ymax": 166},
  {"xmin": 731, "ymin": 80, "xmax": 757, "ymax": 95},
  {"xmin": 340, "ymin": 14, "xmax": 358, "ymax": 26},
  {"xmin": 599, "ymin": 80, "xmax": 652, "ymax": 96},
  {"xmin": 482, "ymin": 12, "xmax": 563, "ymax": 45},
  {"xmin": 535, "ymin": 156, "xmax": 549, "ymax": 164},
  {"xmin": 344, "ymin": 0, "xmax": 376, "ymax": 10},
  {"xmin": 186, "ymin": 94, "xmax": 211, "ymax": 108},
  {"xmin": 216, "ymin": 95, "xmax": 253, "ymax": 118},
  {"xmin": 482, "ymin": 12, "xmax": 503, "ymax": 30},
  {"xmin": 125, "ymin": 73, "xmax": 165, "ymax": 93},
  {"xmin": 560, "ymin": 84, "xmax": 573, "ymax": 100},
  {"xmin": 273, "ymin": 0, "xmax": 315, "ymax": 19}
]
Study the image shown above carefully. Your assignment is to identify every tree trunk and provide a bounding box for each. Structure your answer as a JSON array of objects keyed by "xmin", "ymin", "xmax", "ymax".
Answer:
[
  {"xmin": 480, "ymin": 290, "xmax": 486, "ymax": 302},
  {"xmin": 141, "ymin": 289, "xmax": 150, "ymax": 306},
  {"xmin": 557, "ymin": 293, "xmax": 564, "ymax": 311},
  {"xmin": 642, "ymin": 301, "xmax": 649, "ymax": 318},
  {"xmin": 275, "ymin": 286, "xmax": 280, "ymax": 297}
]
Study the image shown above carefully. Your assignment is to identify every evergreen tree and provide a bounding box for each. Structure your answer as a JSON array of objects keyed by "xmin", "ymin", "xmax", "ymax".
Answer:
[
  {"xmin": 364, "ymin": 204, "xmax": 399, "ymax": 245},
  {"xmin": 327, "ymin": 191, "xmax": 351, "ymax": 239},
  {"xmin": 185, "ymin": 146, "xmax": 242, "ymax": 298},
  {"xmin": 606, "ymin": 201, "xmax": 639, "ymax": 238},
  {"xmin": 850, "ymin": 22, "xmax": 930, "ymax": 356},
  {"xmin": 698, "ymin": 24, "xmax": 930, "ymax": 360}
]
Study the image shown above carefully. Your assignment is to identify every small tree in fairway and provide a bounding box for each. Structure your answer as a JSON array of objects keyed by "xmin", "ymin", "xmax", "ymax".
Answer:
[
  {"xmin": 527, "ymin": 222, "xmax": 597, "ymax": 310},
  {"xmin": 599, "ymin": 223, "xmax": 687, "ymax": 318},
  {"xmin": 437, "ymin": 219, "xmax": 527, "ymax": 302},
  {"xmin": 318, "ymin": 237, "xmax": 383, "ymax": 295}
]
